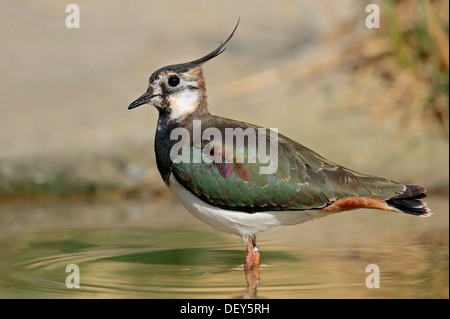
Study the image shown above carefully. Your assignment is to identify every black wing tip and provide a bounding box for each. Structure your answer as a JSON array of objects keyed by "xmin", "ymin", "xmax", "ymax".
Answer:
[
  {"xmin": 389, "ymin": 184, "xmax": 427, "ymax": 200},
  {"xmin": 404, "ymin": 184, "xmax": 427, "ymax": 197}
]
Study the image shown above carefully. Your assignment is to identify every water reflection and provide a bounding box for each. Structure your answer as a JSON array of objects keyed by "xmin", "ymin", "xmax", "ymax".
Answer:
[
  {"xmin": 244, "ymin": 267, "xmax": 260, "ymax": 299},
  {"xmin": 0, "ymin": 195, "xmax": 448, "ymax": 298}
]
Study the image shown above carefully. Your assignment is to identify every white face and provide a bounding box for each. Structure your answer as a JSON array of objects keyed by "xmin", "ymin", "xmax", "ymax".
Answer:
[
  {"xmin": 168, "ymin": 88, "xmax": 200, "ymax": 121},
  {"xmin": 149, "ymin": 67, "xmax": 203, "ymax": 121}
]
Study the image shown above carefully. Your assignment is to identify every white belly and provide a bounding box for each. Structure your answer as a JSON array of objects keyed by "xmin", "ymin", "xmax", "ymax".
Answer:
[{"xmin": 169, "ymin": 175, "xmax": 329, "ymax": 237}]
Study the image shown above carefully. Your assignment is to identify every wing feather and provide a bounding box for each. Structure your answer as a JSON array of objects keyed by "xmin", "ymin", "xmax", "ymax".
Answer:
[{"xmin": 171, "ymin": 117, "xmax": 405, "ymax": 212}]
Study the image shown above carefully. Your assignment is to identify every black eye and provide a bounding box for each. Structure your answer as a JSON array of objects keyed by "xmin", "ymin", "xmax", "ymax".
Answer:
[{"xmin": 168, "ymin": 75, "xmax": 180, "ymax": 87}]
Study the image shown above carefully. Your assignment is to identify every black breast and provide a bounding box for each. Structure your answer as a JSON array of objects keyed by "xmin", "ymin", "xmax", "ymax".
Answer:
[{"xmin": 154, "ymin": 115, "xmax": 178, "ymax": 185}]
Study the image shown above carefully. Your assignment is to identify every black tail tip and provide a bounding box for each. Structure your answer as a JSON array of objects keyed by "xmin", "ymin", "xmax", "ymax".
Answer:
[{"xmin": 386, "ymin": 184, "xmax": 432, "ymax": 217}]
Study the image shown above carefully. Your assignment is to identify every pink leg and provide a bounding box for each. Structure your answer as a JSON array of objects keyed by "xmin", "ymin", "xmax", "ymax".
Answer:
[
  {"xmin": 243, "ymin": 235, "xmax": 260, "ymax": 270},
  {"xmin": 243, "ymin": 235, "xmax": 260, "ymax": 298}
]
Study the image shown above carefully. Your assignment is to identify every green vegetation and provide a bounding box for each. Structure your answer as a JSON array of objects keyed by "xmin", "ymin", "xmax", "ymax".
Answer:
[{"xmin": 384, "ymin": 0, "xmax": 449, "ymax": 136}]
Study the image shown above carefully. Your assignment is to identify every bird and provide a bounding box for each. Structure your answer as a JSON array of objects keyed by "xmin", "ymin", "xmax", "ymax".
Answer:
[{"xmin": 128, "ymin": 21, "xmax": 431, "ymax": 271}]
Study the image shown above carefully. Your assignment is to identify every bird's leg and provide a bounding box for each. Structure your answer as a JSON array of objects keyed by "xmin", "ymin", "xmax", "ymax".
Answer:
[
  {"xmin": 243, "ymin": 234, "xmax": 260, "ymax": 299},
  {"xmin": 243, "ymin": 234, "xmax": 260, "ymax": 270}
]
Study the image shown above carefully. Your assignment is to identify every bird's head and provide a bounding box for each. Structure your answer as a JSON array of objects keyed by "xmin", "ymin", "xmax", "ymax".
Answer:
[{"xmin": 128, "ymin": 20, "xmax": 239, "ymax": 122}]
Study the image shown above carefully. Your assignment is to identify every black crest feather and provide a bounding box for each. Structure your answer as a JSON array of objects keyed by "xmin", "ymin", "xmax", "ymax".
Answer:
[
  {"xmin": 162, "ymin": 19, "xmax": 240, "ymax": 74},
  {"xmin": 188, "ymin": 18, "xmax": 240, "ymax": 66}
]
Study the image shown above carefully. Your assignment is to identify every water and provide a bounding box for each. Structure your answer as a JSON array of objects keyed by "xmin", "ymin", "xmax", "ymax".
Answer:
[{"xmin": 0, "ymin": 195, "xmax": 448, "ymax": 298}]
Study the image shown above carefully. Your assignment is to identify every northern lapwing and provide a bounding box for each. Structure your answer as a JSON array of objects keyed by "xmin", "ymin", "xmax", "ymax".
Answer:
[{"xmin": 128, "ymin": 21, "xmax": 431, "ymax": 271}]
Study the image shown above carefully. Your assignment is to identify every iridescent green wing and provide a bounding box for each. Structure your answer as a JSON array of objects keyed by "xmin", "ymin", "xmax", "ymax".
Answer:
[{"xmin": 171, "ymin": 117, "xmax": 405, "ymax": 211}]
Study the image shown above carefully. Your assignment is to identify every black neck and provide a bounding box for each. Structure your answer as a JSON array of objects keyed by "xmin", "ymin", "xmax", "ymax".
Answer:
[{"xmin": 154, "ymin": 109, "xmax": 212, "ymax": 185}]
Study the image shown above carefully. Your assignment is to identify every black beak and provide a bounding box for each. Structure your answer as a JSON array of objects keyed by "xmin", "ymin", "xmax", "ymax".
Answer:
[{"xmin": 128, "ymin": 92, "xmax": 152, "ymax": 110}]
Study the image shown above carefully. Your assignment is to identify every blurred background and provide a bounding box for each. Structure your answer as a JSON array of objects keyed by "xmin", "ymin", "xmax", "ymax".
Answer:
[{"xmin": 0, "ymin": 0, "xmax": 448, "ymax": 298}]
